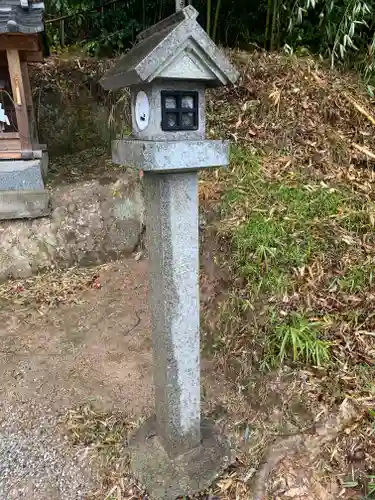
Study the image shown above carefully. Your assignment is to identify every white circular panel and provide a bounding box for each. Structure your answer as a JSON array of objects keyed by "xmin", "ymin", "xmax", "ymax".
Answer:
[{"xmin": 135, "ymin": 91, "xmax": 150, "ymax": 131}]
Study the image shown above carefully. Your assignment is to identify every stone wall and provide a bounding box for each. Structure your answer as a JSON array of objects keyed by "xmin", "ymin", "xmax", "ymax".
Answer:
[
  {"xmin": 0, "ymin": 172, "xmax": 144, "ymax": 281},
  {"xmin": 0, "ymin": 57, "xmax": 142, "ymax": 282}
]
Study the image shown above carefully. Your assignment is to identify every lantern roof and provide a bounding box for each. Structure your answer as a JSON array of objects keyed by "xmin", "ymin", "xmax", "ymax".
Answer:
[
  {"xmin": 100, "ymin": 5, "xmax": 239, "ymax": 90},
  {"xmin": 0, "ymin": 0, "xmax": 44, "ymax": 33}
]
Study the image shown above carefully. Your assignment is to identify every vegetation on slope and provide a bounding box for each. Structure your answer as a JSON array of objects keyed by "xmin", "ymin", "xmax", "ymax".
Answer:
[
  {"xmin": 199, "ymin": 51, "xmax": 375, "ymax": 498},
  {"xmin": 45, "ymin": 0, "xmax": 375, "ymax": 88}
]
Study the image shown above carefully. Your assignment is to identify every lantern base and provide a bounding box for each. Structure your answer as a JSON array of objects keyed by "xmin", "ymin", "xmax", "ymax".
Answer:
[{"xmin": 129, "ymin": 415, "xmax": 231, "ymax": 500}]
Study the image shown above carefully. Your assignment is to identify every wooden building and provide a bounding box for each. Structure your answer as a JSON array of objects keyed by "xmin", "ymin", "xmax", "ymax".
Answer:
[{"xmin": 0, "ymin": 0, "xmax": 49, "ymax": 220}]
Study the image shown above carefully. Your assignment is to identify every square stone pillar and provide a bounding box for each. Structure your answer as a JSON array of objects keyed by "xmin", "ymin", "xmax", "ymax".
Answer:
[{"xmin": 145, "ymin": 171, "xmax": 200, "ymax": 457}]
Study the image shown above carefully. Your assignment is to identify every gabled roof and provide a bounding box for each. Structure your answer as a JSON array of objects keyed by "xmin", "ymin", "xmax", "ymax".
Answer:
[
  {"xmin": 100, "ymin": 5, "xmax": 238, "ymax": 90},
  {"xmin": 0, "ymin": 0, "xmax": 44, "ymax": 34}
]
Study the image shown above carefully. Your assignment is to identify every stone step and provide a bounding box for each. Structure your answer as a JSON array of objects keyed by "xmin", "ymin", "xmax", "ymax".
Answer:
[
  {"xmin": 0, "ymin": 159, "xmax": 45, "ymax": 191},
  {"xmin": 0, "ymin": 190, "xmax": 50, "ymax": 220}
]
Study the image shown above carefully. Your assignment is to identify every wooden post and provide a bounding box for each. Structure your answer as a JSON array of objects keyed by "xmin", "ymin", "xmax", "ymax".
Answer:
[
  {"xmin": 6, "ymin": 48, "xmax": 31, "ymax": 151},
  {"xmin": 21, "ymin": 61, "xmax": 38, "ymax": 145}
]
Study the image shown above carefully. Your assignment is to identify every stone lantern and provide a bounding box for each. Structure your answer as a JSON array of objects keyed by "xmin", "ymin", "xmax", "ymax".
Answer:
[{"xmin": 101, "ymin": 6, "xmax": 238, "ymax": 499}]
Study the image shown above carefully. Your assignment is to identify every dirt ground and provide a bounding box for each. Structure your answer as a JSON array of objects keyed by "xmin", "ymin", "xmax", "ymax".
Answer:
[
  {"xmin": 0, "ymin": 259, "xmax": 153, "ymax": 417},
  {"xmin": 0, "ymin": 259, "xmax": 151, "ymax": 499},
  {"xmin": 0, "ymin": 258, "xmax": 242, "ymax": 498},
  {"xmin": 0, "ymin": 257, "xmax": 367, "ymax": 499}
]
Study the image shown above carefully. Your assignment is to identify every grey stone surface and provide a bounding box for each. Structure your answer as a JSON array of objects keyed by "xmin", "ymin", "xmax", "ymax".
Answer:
[
  {"xmin": 130, "ymin": 82, "xmax": 206, "ymax": 141},
  {"xmin": 0, "ymin": 0, "xmax": 44, "ymax": 34},
  {"xmin": 0, "ymin": 160, "xmax": 44, "ymax": 191},
  {"xmin": 0, "ymin": 173, "xmax": 144, "ymax": 281},
  {"xmin": 113, "ymin": 139, "xmax": 229, "ymax": 172},
  {"xmin": 32, "ymin": 149, "xmax": 49, "ymax": 179},
  {"xmin": 145, "ymin": 171, "xmax": 200, "ymax": 456},
  {"xmin": 0, "ymin": 190, "xmax": 50, "ymax": 220},
  {"xmin": 41, "ymin": 150, "xmax": 49, "ymax": 179},
  {"xmin": 130, "ymin": 415, "xmax": 231, "ymax": 500},
  {"xmin": 100, "ymin": 5, "xmax": 239, "ymax": 90}
]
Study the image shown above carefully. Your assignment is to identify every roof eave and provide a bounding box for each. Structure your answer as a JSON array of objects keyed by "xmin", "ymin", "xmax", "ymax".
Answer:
[{"xmin": 100, "ymin": 69, "xmax": 142, "ymax": 91}]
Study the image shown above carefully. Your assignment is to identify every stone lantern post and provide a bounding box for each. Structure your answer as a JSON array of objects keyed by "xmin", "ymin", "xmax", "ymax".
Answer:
[{"xmin": 101, "ymin": 6, "xmax": 238, "ymax": 499}]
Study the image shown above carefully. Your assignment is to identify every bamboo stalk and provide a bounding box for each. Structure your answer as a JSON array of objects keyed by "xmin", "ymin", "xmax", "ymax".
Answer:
[
  {"xmin": 60, "ymin": 19, "xmax": 65, "ymax": 46},
  {"xmin": 212, "ymin": 0, "xmax": 222, "ymax": 42},
  {"xmin": 353, "ymin": 143, "xmax": 375, "ymax": 160},
  {"xmin": 265, "ymin": 0, "xmax": 273, "ymax": 49},
  {"xmin": 207, "ymin": 0, "xmax": 211, "ymax": 37},
  {"xmin": 343, "ymin": 92, "xmax": 375, "ymax": 127},
  {"xmin": 270, "ymin": 0, "xmax": 278, "ymax": 51}
]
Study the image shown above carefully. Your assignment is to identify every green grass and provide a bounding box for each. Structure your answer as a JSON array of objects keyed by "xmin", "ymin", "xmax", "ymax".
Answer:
[
  {"xmin": 223, "ymin": 147, "xmax": 359, "ymax": 298},
  {"xmin": 216, "ymin": 146, "xmax": 368, "ymax": 367},
  {"xmin": 268, "ymin": 313, "xmax": 331, "ymax": 367},
  {"xmin": 366, "ymin": 477, "xmax": 375, "ymax": 498},
  {"xmin": 336, "ymin": 261, "xmax": 375, "ymax": 294}
]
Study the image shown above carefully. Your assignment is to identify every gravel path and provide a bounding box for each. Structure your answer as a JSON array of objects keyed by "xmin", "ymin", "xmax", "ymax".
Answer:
[
  {"xmin": 0, "ymin": 260, "xmax": 152, "ymax": 500},
  {"xmin": 0, "ymin": 400, "xmax": 93, "ymax": 500}
]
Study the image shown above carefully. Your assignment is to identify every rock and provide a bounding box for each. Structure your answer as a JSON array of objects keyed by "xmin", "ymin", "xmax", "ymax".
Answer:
[
  {"xmin": 0, "ymin": 172, "xmax": 144, "ymax": 281},
  {"xmin": 284, "ymin": 486, "xmax": 308, "ymax": 497},
  {"xmin": 272, "ymin": 477, "xmax": 287, "ymax": 493},
  {"xmin": 67, "ymin": 203, "xmax": 76, "ymax": 214},
  {"xmin": 308, "ymin": 398, "xmax": 359, "ymax": 452},
  {"xmin": 337, "ymin": 398, "xmax": 358, "ymax": 426}
]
